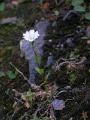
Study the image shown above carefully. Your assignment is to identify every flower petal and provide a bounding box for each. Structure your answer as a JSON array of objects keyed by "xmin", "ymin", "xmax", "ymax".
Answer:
[
  {"xmin": 34, "ymin": 31, "xmax": 39, "ymax": 39},
  {"xmin": 23, "ymin": 29, "xmax": 39, "ymax": 42},
  {"xmin": 23, "ymin": 31, "xmax": 30, "ymax": 41},
  {"xmin": 29, "ymin": 30, "xmax": 35, "ymax": 36}
]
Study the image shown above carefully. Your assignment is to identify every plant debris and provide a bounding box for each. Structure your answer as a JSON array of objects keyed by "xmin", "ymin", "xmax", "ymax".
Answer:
[{"xmin": 0, "ymin": 0, "xmax": 90, "ymax": 120}]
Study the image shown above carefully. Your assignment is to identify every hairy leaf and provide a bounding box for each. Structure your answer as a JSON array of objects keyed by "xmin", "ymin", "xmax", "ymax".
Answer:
[
  {"xmin": 74, "ymin": 5, "xmax": 85, "ymax": 12},
  {"xmin": 0, "ymin": 2, "xmax": 5, "ymax": 11},
  {"xmin": 85, "ymin": 13, "xmax": 90, "ymax": 20},
  {"xmin": 0, "ymin": 71, "xmax": 5, "ymax": 77},
  {"xmin": 72, "ymin": 0, "xmax": 84, "ymax": 6},
  {"xmin": 6, "ymin": 71, "xmax": 17, "ymax": 80},
  {"xmin": 35, "ymin": 67, "xmax": 44, "ymax": 75}
]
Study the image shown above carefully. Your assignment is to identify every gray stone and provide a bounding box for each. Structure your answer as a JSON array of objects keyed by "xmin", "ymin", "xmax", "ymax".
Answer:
[{"xmin": 86, "ymin": 26, "xmax": 90, "ymax": 37}]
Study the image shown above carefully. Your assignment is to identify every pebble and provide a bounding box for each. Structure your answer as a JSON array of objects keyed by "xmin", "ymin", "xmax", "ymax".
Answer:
[
  {"xmin": 52, "ymin": 99, "xmax": 65, "ymax": 110},
  {"xmin": 86, "ymin": 26, "xmax": 90, "ymax": 37}
]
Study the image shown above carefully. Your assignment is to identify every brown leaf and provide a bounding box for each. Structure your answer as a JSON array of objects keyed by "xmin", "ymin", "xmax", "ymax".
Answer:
[
  {"xmin": 13, "ymin": 101, "xmax": 17, "ymax": 108},
  {"xmin": 48, "ymin": 15, "xmax": 57, "ymax": 21},
  {"xmin": 21, "ymin": 94, "xmax": 27, "ymax": 101},
  {"xmin": 24, "ymin": 101, "xmax": 30, "ymax": 108},
  {"xmin": 41, "ymin": 1, "xmax": 50, "ymax": 11},
  {"xmin": 35, "ymin": 90, "xmax": 46, "ymax": 98}
]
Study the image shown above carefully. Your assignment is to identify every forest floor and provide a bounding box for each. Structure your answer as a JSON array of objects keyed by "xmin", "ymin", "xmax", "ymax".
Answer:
[{"xmin": 0, "ymin": 0, "xmax": 90, "ymax": 120}]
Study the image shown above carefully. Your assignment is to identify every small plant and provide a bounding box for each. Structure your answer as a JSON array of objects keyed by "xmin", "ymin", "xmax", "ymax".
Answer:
[
  {"xmin": 26, "ymin": 89, "xmax": 34, "ymax": 103},
  {"xmin": 67, "ymin": 71, "xmax": 77, "ymax": 84},
  {"xmin": 0, "ymin": 2, "xmax": 5, "ymax": 11},
  {"xmin": 69, "ymin": 48, "xmax": 80, "ymax": 59},
  {"xmin": 0, "ymin": 70, "xmax": 17, "ymax": 80},
  {"xmin": 6, "ymin": 70, "xmax": 17, "ymax": 80},
  {"xmin": 23, "ymin": 29, "xmax": 45, "ymax": 77}
]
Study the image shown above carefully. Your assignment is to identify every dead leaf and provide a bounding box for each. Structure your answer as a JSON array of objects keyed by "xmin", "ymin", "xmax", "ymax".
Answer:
[
  {"xmin": 35, "ymin": 90, "xmax": 47, "ymax": 99},
  {"xmin": 87, "ymin": 40, "xmax": 90, "ymax": 45},
  {"xmin": 13, "ymin": 101, "xmax": 17, "ymax": 108},
  {"xmin": 11, "ymin": 0, "xmax": 25, "ymax": 6},
  {"xmin": 47, "ymin": 14, "xmax": 57, "ymax": 21},
  {"xmin": 41, "ymin": 1, "xmax": 50, "ymax": 11},
  {"xmin": 82, "ymin": 111, "xmax": 88, "ymax": 120},
  {"xmin": 24, "ymin": 101, "xmax": 30, "ymax": 108},
  {"xmin": 21, "ymin": 94, "xmax": 27, "ymax": 101},
  {"xmin": 66, "ymin": 63, "xmax": 76, "ymax": 70},
  {"xmin": 13, "ymin": 102, "xmax": 20, "ymax": 112},
  {"xmin": 11, "ymin": 0, "xmax": 19, "ymax": 6}
]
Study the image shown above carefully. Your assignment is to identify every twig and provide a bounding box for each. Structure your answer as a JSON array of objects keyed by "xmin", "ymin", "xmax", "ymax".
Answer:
[
  {"xmin": 53, "ymin": 57, "xmax": 86, "ymax": 71},
  {"xmin": 33, "ymin": 104, "xmax": 42, "ymax": 117},
  {"xmin": 10, "ymin": 62, "xmax": 41, "ymax": 91},
  {"xmin": 19, "ymin": 112, "xmax": 28, "ymax": 120},
  {"xmin": 10, "ymin": 62, "xmax": 28, "ymax": 81},
  {"xmin": 50, "ymin": 107, "xmax": 56, "ymax": 120}
]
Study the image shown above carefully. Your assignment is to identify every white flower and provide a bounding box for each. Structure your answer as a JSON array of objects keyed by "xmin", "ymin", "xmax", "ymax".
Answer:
[{"xmin": 23, "ymin": 29, "xmax": 39, "ymax": 42}]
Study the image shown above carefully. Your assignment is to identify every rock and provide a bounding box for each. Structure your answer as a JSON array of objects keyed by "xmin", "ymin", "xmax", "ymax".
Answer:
[
  {"xmin": 66, "ymin": 37, "xmax": 74, "ymax": 48},
  {"xmin": 20, "ymin": 20, "xmax": 49, "ymax": 85},
  {"xmin": 52, "ymin": 99, "xmax": 65, "ymax": 110},
  {"xmin": 86, "ymin": 26, "xmax": 90, "ymax": 37},
  {"xmin": 0, "ymin": 17, "xmax": 17, "ymax": 25},
  {"xmin": 46, "ymin": 55, "xmax": 54, "ymax": 67}
]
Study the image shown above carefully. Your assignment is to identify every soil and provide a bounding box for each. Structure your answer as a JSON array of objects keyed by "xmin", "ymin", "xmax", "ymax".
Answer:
[{"xmin": 0, "ymin": 1, "xmax": 90, "ymax": 120}]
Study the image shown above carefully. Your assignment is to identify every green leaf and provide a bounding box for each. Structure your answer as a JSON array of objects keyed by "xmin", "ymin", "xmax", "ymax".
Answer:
[
  {"xmin": 65, "ymin": 0, "xmax": 72, "ymax": 4},
  {"xmin": 34, "ymin": 54, "xmax": 40, "ymax": 65},
  {"xmin": 26, "ymin": 90, "xmax": 33, "ymax": 102},
  {"xmin": 85, "ymin": 12, "xmax": 90, "ymax": 20},
  {"xmin": 74, "ymin": 5, "xmax": 85, "ymax": 12},
  {"xmin": 69, "ymin": 73, "xmax": 77, "ymax": 83},
  {"xmin": 0, "ymin": 2, "xmax": 5, "ymax": 11},
  {"xmin": 6, "ymin": 71, "xmax": 16, "ymax": 80},
  {"xmin": 81, "ymin": 36, "xmax": 89, "ymax": 40},
  {"xmin": 72, "ymin": 0, "xmax": 84, "ymax": 6},
  {"xmin": 0, "ymin": 71, "xmax": 5, "ymax": 77},
  {"xmin": 35, "ymin": 67, "xmax": 44, "ymax": 75}
]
